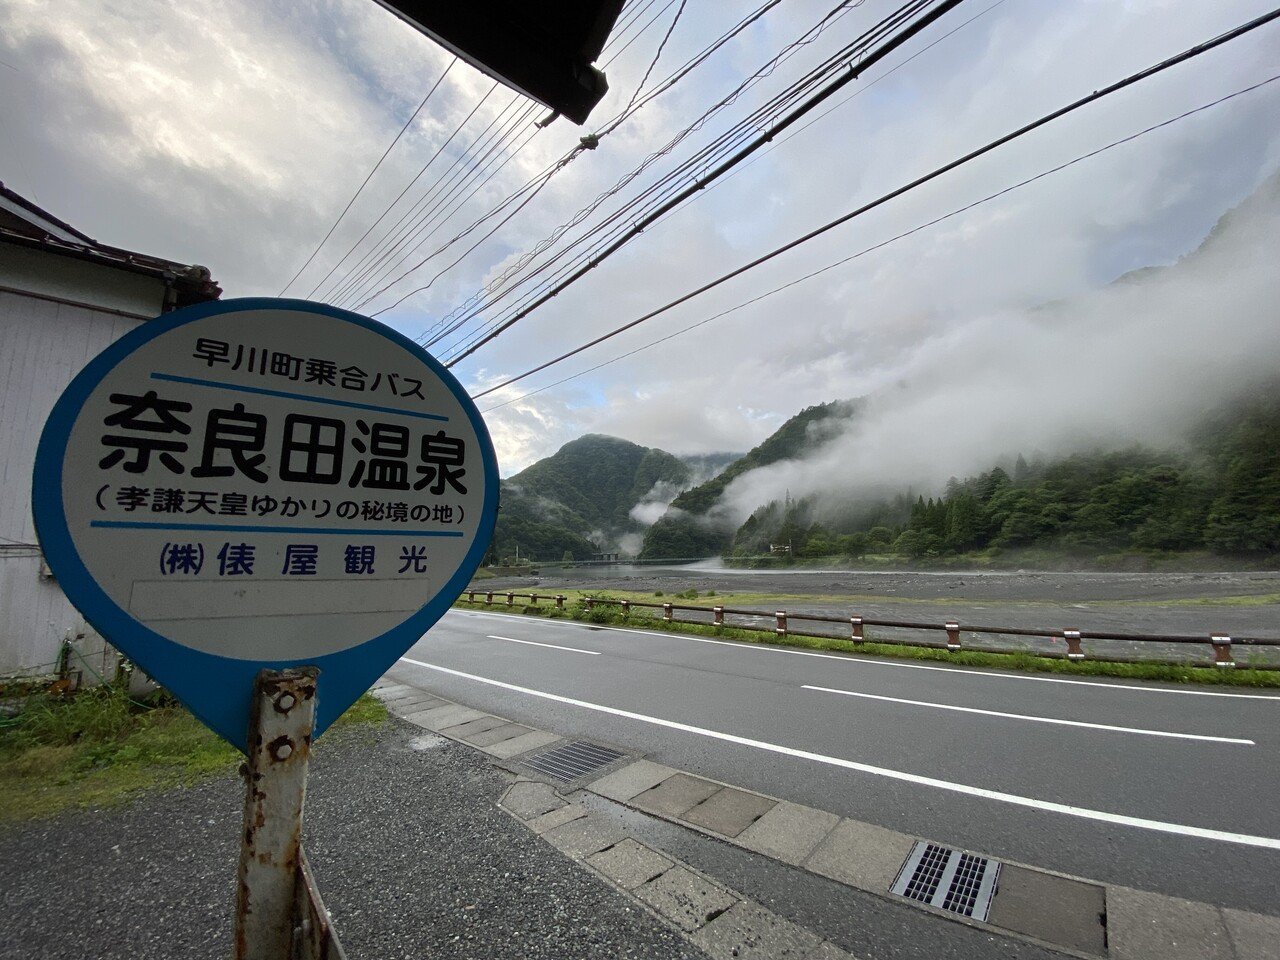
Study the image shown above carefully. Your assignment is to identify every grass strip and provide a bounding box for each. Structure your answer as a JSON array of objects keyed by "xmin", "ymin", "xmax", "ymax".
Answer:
[
  {"xmin": 0, "ymin": 688, "xmax": 386, "ymax": 823},
  {"xmin": 454, "ymin": 597, "xmax": 1280, "ymax": 689}
]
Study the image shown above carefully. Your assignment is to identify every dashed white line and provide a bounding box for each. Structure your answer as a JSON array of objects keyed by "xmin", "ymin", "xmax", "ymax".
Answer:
[
  {"xmin": 801, "ymin": 684, "xmax": 1255, "ymax": 744},
  {"xmin": 487, "ymin": 634, "xmax": 599, "ymax": 656},
  {"xmin": 450, "ymin": 610, "xmax": 1280, "ymax": 700},
  {"xmin": 398, "ymin": 655, "xmax": 1280, "ymax": 851}
]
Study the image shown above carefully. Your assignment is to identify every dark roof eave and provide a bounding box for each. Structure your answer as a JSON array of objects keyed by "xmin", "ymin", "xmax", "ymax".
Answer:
[{"xmin": 0, "ymin": 228, "xmax": 221, "ymax": 305}]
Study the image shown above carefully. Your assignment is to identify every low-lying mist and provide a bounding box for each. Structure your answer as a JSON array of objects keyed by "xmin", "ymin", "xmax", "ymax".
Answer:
[{"xmin": 708, "ymin": 171, "xmax": 1280, "ymax": 530}]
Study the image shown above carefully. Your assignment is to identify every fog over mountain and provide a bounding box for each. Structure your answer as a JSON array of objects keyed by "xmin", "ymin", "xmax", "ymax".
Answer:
[{"xmin": 702, "ymin": 167, "xmax": 1280, "ymax": 532}]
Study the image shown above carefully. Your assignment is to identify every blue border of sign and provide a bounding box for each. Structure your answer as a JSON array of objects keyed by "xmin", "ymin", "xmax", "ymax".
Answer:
[{"xmin": 32, "ymin": 298, "xmax": 499, "ymax": 751}]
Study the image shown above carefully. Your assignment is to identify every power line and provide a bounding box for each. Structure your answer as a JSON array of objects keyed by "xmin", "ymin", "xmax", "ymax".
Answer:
[
  {"xmin": 605, "ymin": 0, "xmax": 663, "ymax": 55},
  {"xmin": 354, "ymin": 0, "xmax": 799, "ymax": 320},
  {"xmin": 303, "ymin": 79, "xmax": 500, "ymax": 301},
  {"xmin": 445, "ymin": 0, "xmax": 963, "ymax": 366},
  {"xmin": 605, "ymin": 0, "xmax": 678, "ymax": 69},
  {"xmin": 469, "ymin": 6, "xmax": 1280, "ymax": 398},
  {"xmin": 332, "ymin": 105, "xmax": 542, "ymax": 310},
  {"xmin": 389, "ymin": 0, "xmax": 797, "ymax": 332},
  {"xmin": 403, "ymin": 0, "xmax": 933, "ymax": 355},
  {"xmin": 480, "ymin": 73, "xmax": 1280, "ymax": 413},
  {"xmin": 622, "ymin": 0, "xmax": 689, "ymax": 114},
  {"xmin": 324, "ymin": 93, "xmax": 534, "ymax": 306},
  {"xmin": 434, "ymin": 0, "xmax": 987, "ymax": 362},
  {"xmin": 420, "ymin": 0, "xmax": 861, "ymax": 350},
  {"xmin": 277, "ymin": 57, "xmax": 455, "ymax": 296}
]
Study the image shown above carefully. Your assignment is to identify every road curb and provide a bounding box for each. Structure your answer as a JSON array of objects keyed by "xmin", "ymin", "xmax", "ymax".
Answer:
[{"xmin": 496, "ymin": 779, "xmax": 855, "ymax": 960}]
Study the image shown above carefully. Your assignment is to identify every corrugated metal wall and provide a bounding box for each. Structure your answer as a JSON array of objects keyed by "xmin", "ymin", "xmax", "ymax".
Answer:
[{"xmin": 0, "ymin": 289, "xmax": 147, "ymax": 674}]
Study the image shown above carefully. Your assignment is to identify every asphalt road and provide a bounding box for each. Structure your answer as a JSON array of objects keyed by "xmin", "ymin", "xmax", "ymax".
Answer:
[{"xmin": 396, "ymin": 608, "xmax": 1280, "ymax": 916}]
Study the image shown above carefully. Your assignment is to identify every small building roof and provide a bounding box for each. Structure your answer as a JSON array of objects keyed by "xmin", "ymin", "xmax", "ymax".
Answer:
[{"xmin": 0, "ymin": 181, "xmax": 221, "ymax": 308}]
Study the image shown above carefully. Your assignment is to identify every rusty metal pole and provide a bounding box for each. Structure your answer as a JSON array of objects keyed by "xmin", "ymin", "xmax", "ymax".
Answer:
[
  {"xmin": 555, "ymin": 594, "xmax": 565, "ymax": 610},
  {"xmin": 235, "ymin": 667, "xmax": 335, "ymax": 960},
  {"xmin": 506, "ymin": 591, "xmax": 515, "ymax": 607},
  {"xmin": 850, "ymin": 616, "xmax": 864, "ymax": 641},
  {"xmin": 713, "ymin": 606, "xmax": 724, "ymax": 626},
  {"xmin": 776, "ymin": 611, "xmax": 787, "ymax": 637},
  {"xmin": 662, "ymin": 603, "xmax": 673, "ymax": 622},
  {"xmin": 1063, "ymin": 629, "xmax": 1085, "ymax": 661},
  {"xmin": 294, "ymin": 851, "xmax": 345, "ymax": 960}
]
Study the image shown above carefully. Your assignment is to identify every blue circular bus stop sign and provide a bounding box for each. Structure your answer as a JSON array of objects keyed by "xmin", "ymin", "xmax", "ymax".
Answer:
[{"xmin": 33, "ymin": 298, "xmax": 498, "ymax": 750}]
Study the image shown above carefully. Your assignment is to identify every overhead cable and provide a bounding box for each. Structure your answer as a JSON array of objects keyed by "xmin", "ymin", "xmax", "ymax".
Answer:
[
  {"xmin": 621, "ymin": 0, "xmax": 689, "ymax": 113},
  {"xmin": 458, "ymin": 0, "xmax": 1007, "ymax": 357},
  {"xmin": 480, "ymin": 74, "xmax": 1280, "ymax": 412},
  {"xmin": 325, "ymin": 95, "xmax": 535, "ymax": 306},
  {"xmin": 469, "ymin": 6, "xmax": 1280, "ymax": 397},
  {"xmin": 420, "ymin": 0, "xmax": 881, "ymax": 349},
  {"xmin": 354, "ymin": 0, "xmax": 796, "ymax": 319},
  {"xmin": 276, "ymin": 56, "xmax": 456, "ymax": 296},
  {"xmin": 390, "ymin": 0, "xmax": 921, "ymax": 346},
  {"xmin": 303, "ymin": 80, "xmax": 501, "ymax": 301},
  {"xmin": 444, "ymin": 0, "xmax": 965, "ymax": 366}
]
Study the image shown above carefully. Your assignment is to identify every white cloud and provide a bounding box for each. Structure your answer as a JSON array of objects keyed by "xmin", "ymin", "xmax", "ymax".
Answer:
[{"xmin": 5, "ymin": 0, "xmax": 1280, "ymax": 481}]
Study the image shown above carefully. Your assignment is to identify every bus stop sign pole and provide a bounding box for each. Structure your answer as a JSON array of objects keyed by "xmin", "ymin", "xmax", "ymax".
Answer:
[{"xmin": 235, "ymin": 667, "xmax": 344, "ymax": 960}]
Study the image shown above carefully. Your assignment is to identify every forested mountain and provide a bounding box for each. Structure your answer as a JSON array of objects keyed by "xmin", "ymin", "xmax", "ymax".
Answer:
[
  {"xmin": 638, "ymin": 400, "xmax": 858, "ymax": 559},
  {"xmin": 728, "ymin": 391, "xmax": 1280, "ymax": 562},
  {"xmin": 491, "ymin": 435, "xmax": 703, "ymax": 562}
]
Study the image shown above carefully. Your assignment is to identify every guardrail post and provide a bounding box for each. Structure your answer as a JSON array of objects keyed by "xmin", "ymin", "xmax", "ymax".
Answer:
[
  {"xmin": 506, "ymin": 592, "xmax": 515, "ymax": 607},
  {"xmin": 485, "ymin": 591, "xmax": 493, "ymax": 605},
  {"xmin": 1211, "ymin": 635, "xmax": 1235, "ymax": 668},
  {"xmin": 586, "ymin": 598, "xmax": 595, "ymax": 612},
  {"xmin": 776, "ymin": 611, "xmax": 787, "ymax": 637},
  {"xmin": 1063, "ymin": 629, "xmax": 1084, "ymax": 661},
  {"xmin": 945, "ymin": 621, "xmax": 960, "ymax": 651},
  {"xmin": 620, "ymin": 599, "xmax": 630, "ymax": 616},
  {"xmin": 713, "ymin": 606, "xmax": 724, "ymax": 626},
  {"xmin": 663, "ymin": 603, "xmax": 673, "ymax": 622},
  {"xmin": 555, "ymin": 595, "xmax": 565, "ymax": 610},
  {"xmin": 850, "ymin": 616, "xmax": 864, "ymax": 641},
  {"xmin": 529, "ymin": 593, "xmax": 538, "ymax": 606},
  {"xmin": 467, "ymin": 591, "xmax": 475, "ymax": 603}
]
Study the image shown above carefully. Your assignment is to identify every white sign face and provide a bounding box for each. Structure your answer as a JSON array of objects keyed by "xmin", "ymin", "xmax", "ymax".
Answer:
[{"xmin": 34, "ymin": 299, "xmax": 497, "ymax": 746}]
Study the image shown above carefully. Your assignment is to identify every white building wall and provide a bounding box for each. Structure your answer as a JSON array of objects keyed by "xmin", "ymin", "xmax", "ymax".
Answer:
[{"xmin": 0, "ymin": 258, "xmax": 168, "ymax": 674}]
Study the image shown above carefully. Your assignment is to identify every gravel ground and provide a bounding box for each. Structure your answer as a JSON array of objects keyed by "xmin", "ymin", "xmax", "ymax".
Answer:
[{"xmin": 0, "ymin": 719, "xmax": 707, "ymax": 960}]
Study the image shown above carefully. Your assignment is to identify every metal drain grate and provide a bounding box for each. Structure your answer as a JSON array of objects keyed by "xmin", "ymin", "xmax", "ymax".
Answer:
[
  {"xmin": 891, "ymin": 842, "xmax": 1000, "ymax": 921},
  {"xmin": 523, "ymin": 741, "xmax": 625, "ymax": 782}
]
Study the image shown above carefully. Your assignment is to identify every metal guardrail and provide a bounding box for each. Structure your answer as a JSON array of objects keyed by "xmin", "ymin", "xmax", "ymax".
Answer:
[{"xmin": 460, "ymin": 591, "xmax": 1280, "ymax": 669}]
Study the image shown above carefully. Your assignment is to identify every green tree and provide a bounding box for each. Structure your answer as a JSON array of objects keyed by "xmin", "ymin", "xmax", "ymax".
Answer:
[
  {"xmin": 944, "ymin": 494, "xmax": 981, "ymax": 551},
  {"xmin": 1203, "ymin": 404, "xmax": 1280, "ymax": 553}
]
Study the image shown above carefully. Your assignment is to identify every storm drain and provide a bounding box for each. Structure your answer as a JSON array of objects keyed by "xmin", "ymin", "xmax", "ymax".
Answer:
[
  {"xmin": 890, "ymin": 842, "xmax": 1000, "ymax": 922},
  {"xmin": 523, "ymin": 741, "xmax": 625, "ymax": 782}
]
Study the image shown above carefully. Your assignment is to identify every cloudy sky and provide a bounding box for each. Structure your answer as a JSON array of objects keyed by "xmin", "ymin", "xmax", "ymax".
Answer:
[{"xmin": 5, "ymin": 0, "xmax": 1279, "ymax": 482}]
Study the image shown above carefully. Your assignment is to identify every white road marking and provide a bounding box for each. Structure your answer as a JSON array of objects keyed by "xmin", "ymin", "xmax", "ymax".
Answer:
[
  {"xmin": 399, "ymin": 655, "xmax": 1280, "ymax": 851},
  {"xmin": 450, "ymin": 610, "xmax": 1280, "ymax": 700},
  {"xmin": 801, "ymin": 684, "xmax": 1254, "ymax": 744},
  {"xmin": 488, "ymin": 635, "xmax": 599, "ymax": 656}
]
